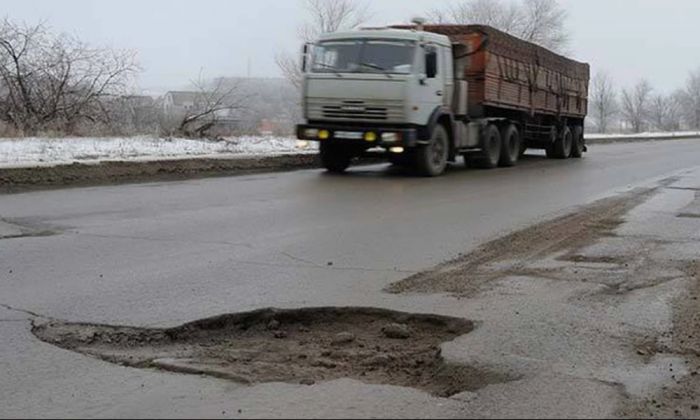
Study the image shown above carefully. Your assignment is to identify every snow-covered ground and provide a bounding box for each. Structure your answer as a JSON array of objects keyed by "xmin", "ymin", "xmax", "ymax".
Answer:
[
  {"xmin": 0, "ymin": 136, "xmax": 315, "ymax": 168},
  {"xmin": 586, "ymin": 131, "xmax": 700, "ymax": 140},
  {"xmin": 1, "ymin": 131, "xmax": 699, "ymax": 169}
]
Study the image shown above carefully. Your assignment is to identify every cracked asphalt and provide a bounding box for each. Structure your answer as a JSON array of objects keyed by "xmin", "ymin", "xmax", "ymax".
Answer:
[{"xmin": 2, "ymin": 139, "xmax": 700, "ymax": 418}]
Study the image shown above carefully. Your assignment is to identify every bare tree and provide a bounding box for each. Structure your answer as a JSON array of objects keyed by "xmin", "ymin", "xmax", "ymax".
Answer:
[
  {"xmin": 429, "ymin": 0, "xmax": 522, "ymax": 32},
  {"xmin": 621, "ymin": 80, "xmax": 653, "ymax": 133},
  {"xmin": 0, "ymin": 18, "xmax": 138, "ymax": 135},
  {"xmin": 589, "ymin": 71, "xmax": 618, "ymax": 134},
  {"xmin": 667, "ymin": 90, "xmax": 685, "ymax": 131},
  {"xmin": 173, "ymin": 77, "xmax": 246, "ymax": 138},
  {"xmin": 277, "ymin": 0, "xmax": 369, "ymax": 89},
  {"xmin": 275, "ymin": 53, "xmax": 304, "ymax": 91},
  {"xmin": 427, "ymin": 0, "xmax": 570, "ymax": 52},
  {"xmin": 681, "ymin": 68, "xmax": 700, "ymax": 130},
  {"xmin": 648, "ymin": 92, "xmax": 684, "ymax": 132},
  {"xmin": 298, "ymin": 0, "xmax": 369, "ymax": 43},
  {"xmin": 519, "ymin": 0, "xmax": 569, "ymax": 51}
]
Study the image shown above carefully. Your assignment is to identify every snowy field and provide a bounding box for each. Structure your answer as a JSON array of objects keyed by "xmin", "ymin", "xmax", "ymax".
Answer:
[
  {"xmin": 0, "ymin": 136, "xmax": 316, "ymax": 168},
  {"xmin": 0, "ymin": 132, "xmax": 698, "ymax": 169},
  {"xmin": 586, "ymin": 131, "xmax": 700, "ymax": 140}
]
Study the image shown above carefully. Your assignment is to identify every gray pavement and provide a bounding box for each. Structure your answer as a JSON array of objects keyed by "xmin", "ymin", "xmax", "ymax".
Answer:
[{"xmin": 2, "ymin": 139, "xmax": 700, "ymax": 418}]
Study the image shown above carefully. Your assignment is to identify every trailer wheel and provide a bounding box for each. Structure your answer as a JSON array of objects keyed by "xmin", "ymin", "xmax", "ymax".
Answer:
[
  {"xmin": 571, "ymin": 125, "xmax": 585, "ymax": 158},
  {"xmin": 473, "ymin": 124, "xmax": 502, "ymax": 169},
  {"xmin": 415, "ymin": 124, "xmax": 449, "ymax": 177},
  {"xmin": 499, "ymin": 124, "xmax": 521, "ymax": 167},
  {"xmin": 320, "ymin": 142, "xmax": 352, "ymax": 173},
  {"xmin": 549, "ymin": 126, "xmax": 573, "ymax": 159}
]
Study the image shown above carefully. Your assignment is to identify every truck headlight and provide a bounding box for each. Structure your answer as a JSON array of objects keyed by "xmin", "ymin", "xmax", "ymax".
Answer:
[
  {"xmin": 318, "ymin": 130, "xmax": 330, "ymax": 140},
  {"xmin": 304, "ymin": 128, "xmax": 319, "ymax": 139},
  {"xmin": 381, "ymin": 132, "xmax": 401, "ymax": 143},
  {"xmin": 364, "ymin": 132, "xmax": 377, "ymax": 142}
]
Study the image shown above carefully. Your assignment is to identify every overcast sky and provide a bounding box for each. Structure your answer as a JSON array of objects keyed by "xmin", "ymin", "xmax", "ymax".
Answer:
[{"xmin": 4, "ymin": 0, "xmax": 700, "ymax": 93}]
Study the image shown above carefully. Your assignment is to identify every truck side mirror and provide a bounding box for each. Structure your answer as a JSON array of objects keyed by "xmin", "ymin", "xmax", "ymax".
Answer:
[
  {"xmin": 301, "ymin": 43, "xmax": 311, "ymax": 73},
  {"xmin": 425, "ymin": 50, "xmax": 438, "ymax": 79}
]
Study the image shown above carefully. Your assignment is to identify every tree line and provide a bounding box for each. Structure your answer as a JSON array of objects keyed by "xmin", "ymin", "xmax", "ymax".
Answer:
[
  {"xmin": 3, "ymin": 0, "xmax": 698, "ymax": 138},
  {"xmin": 590, "ymin": 70, "xmax": 700, "ymax": 134},
  {"xmin": 0, "ymin": 19, "xmax": 295, "ymax": 138},
  {"xmin": 281, "ymin": 0, "xmax": 700, "ymax": 136}
]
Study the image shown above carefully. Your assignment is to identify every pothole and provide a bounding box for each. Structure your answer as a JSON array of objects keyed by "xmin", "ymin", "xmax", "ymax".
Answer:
[{"xmin": 32, "ymin": 307, "xmax": 512, "ymax": 397}]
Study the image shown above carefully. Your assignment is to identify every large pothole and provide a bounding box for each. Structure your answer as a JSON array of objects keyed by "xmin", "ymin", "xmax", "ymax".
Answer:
[{"xmin": 32, "ymin": 307, "xmax": 509, "ymax": 397}]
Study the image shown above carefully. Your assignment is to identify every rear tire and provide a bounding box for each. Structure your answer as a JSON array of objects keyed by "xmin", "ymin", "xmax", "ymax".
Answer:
[
  {"xmin": 498, "ymin": 124, "xmax": 521, "ymax": 167},
  {"xmin": 320, "ymin": 142, "xmax": 351, "ymax": 173},
  {"xmin": 474, "ymin": 124, "xmax": 502, "ymax": 169},
  {"xmin": 571, "ymin": 125, "xmax": 585, "ymax": 158},
  {"xmin": 415, "ymin": 124, "xmax": 449, "ymax": 177},
  {"xmin": 549, "ymin": 126, "xmax": 573, "ymax": 159}
]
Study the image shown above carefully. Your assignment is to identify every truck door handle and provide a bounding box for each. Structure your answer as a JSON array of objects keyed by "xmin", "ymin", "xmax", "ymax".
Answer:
[{"xmin": 436, "ymin": 90, "xmax": 443, "ymax": 96}]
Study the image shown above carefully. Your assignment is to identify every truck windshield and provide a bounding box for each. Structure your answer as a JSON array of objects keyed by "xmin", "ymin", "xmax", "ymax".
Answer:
[{"xmin": 312, "ymin": 39, "xmax": 415, "ymax": 75}]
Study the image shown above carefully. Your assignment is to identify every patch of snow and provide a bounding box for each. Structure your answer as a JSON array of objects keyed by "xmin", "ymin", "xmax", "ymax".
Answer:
[
  {"xmin": 0, "ymin": 136, "xmax": 317, "ymax": 168},
  {"xmin": 586, "ymin": 131, "xmax": 700, "ymax": 140}
]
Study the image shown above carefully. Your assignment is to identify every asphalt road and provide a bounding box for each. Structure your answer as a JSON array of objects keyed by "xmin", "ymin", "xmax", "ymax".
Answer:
[{"xmin": 2, "ymin": 139, "xmax": 700, "ymax": 418}]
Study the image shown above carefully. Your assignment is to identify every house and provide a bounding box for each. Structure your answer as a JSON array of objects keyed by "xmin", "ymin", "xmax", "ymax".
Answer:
[
  {"xmin": 162, "ymin": 90, "xmax": 243, "ymax": 135},
  {"xmin": 162, "ymin": 91, "xmax": 201, "ymax": 116}
]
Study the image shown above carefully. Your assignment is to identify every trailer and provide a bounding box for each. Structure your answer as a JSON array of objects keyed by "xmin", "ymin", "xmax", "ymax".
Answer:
[{"xmin": 297, "ymin": 20, "xmax": 590, "ymax": 176}]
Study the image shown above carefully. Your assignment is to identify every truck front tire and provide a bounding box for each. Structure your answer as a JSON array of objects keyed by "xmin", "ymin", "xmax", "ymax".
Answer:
[
  {"xmin": 320, "ymin": 142, "xmax": 352, "ymax": 173},
  {"xmin": 415, "ymin": 124, "xmax": 449, "ymax": 177}
]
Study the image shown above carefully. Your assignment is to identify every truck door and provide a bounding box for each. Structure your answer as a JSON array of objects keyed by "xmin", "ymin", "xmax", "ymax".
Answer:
[{"xmin": 418, "ymin": 44, "xmax": 447, "ymax": 120}]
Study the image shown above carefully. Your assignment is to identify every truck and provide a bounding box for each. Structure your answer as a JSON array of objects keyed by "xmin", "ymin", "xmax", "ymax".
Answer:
[{"xmin": 296, "ymin": 19, "xmax": 590, "ymax": 177}]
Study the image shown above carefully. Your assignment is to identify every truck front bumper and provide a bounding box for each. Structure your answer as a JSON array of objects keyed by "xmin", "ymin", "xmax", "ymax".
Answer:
[{"xmin": 296, "ymin": 124, "xmax": 420, "ymax": 148}]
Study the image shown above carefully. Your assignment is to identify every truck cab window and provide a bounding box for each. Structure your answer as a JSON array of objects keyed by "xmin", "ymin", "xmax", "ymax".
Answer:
[
  {"xmin": 425, "ymin": 46, "xmax": 438, "ymax": 79},
  {"xmin": 312, "ymin": 39, "xmax": 416, "ymax": 74}
]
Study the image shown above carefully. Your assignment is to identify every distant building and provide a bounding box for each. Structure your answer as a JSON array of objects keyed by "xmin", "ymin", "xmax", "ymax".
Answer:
[
  {"xmin": 162, "ymin": 91, "xmax": 201, "ymax": 116},
  {"xmin": 162, "ymin": 90, "xmax": 242, "ymax": 135}
]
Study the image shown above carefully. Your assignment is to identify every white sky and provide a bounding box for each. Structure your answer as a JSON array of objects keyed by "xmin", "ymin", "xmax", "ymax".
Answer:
[{"xmin": 4, "ymin": 0, "xmax": 700, "ymax": 93}]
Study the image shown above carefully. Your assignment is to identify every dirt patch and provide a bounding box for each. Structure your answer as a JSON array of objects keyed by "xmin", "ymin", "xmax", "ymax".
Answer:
[
  {"xmin": 0, "ymin": 154, "xmax": 388, "ymax": 194},
  {"xmin": 386, "ymin": 188, "xmax": 656, "ymax": 296},
  {"xmin": 32, "ymin": 307, "xmax": 513, "ymax": 397},
  {"xmin": 0, "ymin": 154, "xmax": 318, "ymax": 193},
  {"xmin": 620, "ymin": 263, "xmax": 700, "ymax": 419},
  {"xmin": 0, "ymin": 218, "xmax": 57, "ymax": 240}
]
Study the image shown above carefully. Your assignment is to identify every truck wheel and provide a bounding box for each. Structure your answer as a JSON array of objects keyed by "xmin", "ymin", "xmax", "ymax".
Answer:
[
  {"xmin": 320, "ymin": 142, "xmax": 351, "ymax": 173},
  {"xmin": 571, "ymin": 125, "xmax": 585, "ymax": 158},
  {"xmin": 499, "ymin": 124, "xmax": 521, "ymax": 167},
  {"xmin": 474, "ymin": 124, "xmax": 502, "ymax": 169},
  {"xmin": 415, "ymin": 124, "xmax": 449, "ymax": 177},
  {"xmin": 550, "ymin": 126, "xmax": 573, "ymax": 159}
]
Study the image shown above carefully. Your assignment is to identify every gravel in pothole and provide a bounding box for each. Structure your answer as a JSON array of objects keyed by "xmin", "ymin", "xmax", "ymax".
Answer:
[{"xmin": 33, "ymin": 307, "xmax": 513, "ymax": 397}]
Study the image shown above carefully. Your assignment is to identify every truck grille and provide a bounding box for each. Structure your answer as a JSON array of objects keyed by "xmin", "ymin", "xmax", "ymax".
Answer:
[{"xmin": 307, "ymin": 99, "xmax": 404, "ymax": 122}]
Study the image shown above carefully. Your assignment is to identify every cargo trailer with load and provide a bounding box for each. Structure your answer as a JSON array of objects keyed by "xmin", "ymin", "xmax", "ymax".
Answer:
[{"xmin": 296, "ymin": 19, "xmax": 590, "ymax": 176}]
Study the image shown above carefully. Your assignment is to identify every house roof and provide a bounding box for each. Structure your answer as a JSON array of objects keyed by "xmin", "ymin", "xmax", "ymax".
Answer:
[{"xmin": 166, "ymin": 91, "xmax": 203, "ymax": 106}]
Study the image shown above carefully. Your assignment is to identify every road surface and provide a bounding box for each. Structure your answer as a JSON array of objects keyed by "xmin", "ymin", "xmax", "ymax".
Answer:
[{"xmin": 2, "ymin": 139, "xmax": 700, "ymax": 418}]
